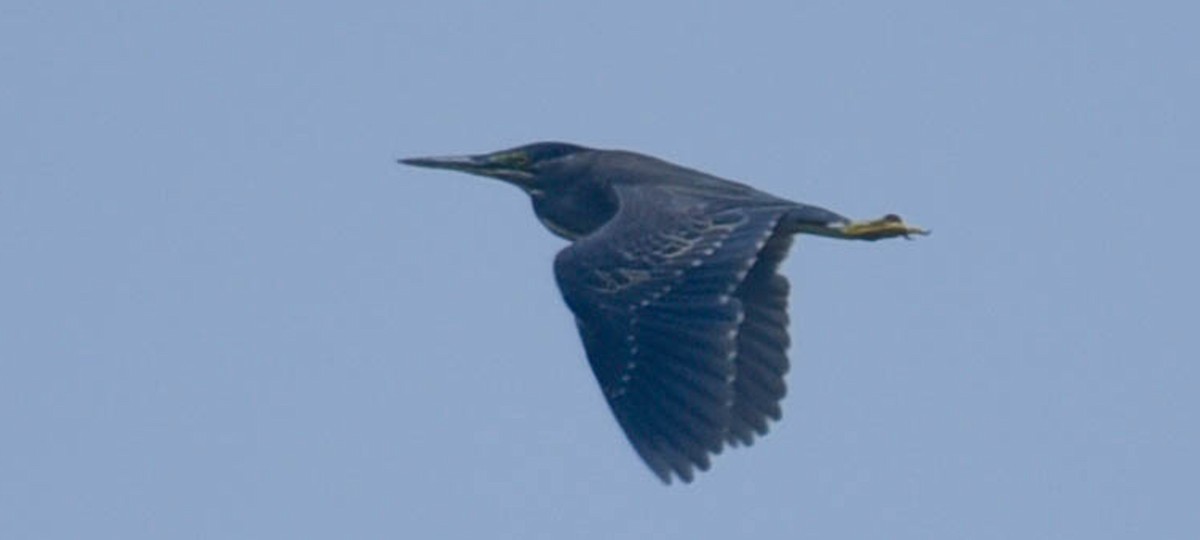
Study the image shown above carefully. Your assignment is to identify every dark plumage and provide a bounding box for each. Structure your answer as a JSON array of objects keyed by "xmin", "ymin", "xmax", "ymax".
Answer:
[{"xmin": 400, "ymin": 142, "xmax": 927, "ymax": 483}]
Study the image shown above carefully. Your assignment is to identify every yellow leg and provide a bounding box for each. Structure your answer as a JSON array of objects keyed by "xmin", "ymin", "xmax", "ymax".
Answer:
[{"xmin": 842, "ymin": 214, "xmax": 931, "ymax": 240}]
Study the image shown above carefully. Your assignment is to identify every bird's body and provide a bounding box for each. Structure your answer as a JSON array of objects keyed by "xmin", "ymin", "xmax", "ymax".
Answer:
[
  {"xmin": 401, "ymin": 142, "xmax": 926, "ymax": 483},
  {"xmin": 529, "ymin": 148, "xmax": 797, "ymax": 239}
]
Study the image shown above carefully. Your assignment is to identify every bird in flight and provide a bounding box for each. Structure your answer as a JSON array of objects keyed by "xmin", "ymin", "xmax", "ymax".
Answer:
[{"xmin": 400, "ymin": 142, "xmax": 927, "ymax": 483}]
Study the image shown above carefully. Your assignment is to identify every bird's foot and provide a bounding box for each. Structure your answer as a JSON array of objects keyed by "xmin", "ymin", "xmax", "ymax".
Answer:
[{"xmin": 841, "ymin": 214, "xmax": 930, "ymax": 241}]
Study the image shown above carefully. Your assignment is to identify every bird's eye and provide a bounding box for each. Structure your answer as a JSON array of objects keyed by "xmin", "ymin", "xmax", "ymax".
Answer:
[{"xmin": 501, "ymin": 152, "xmax": 530, "ymax": 168}]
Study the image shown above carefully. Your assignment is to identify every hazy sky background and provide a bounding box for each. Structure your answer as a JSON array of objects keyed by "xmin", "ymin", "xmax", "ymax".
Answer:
[{"xmin": 3, "ymin": 1, "xmax": 1197, "ymax": 538}]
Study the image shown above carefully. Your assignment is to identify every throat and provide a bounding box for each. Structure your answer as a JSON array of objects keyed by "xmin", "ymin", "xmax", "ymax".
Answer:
[
  {"xmin": 530, "ymin": 185, "xmax": 619, "ymax": 241},
  {"xmin": 536, "ymin": 212, "xmax": 585, "ymax": 240}
]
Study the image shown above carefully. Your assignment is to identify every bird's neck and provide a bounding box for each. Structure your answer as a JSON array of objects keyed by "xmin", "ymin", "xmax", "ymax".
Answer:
[{"xmin": 530, "ymin": 185, "xmax": 618, "ymax": 241}]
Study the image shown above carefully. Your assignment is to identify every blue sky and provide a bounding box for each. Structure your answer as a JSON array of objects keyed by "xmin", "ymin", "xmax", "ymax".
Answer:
[{"xmin": 3, "ymin": 1, "xmax": 1197, "ymax": 538}]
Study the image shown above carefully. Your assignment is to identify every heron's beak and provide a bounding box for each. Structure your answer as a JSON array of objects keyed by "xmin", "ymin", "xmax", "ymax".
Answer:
[
  {"xmin": 399, "ymin": 154, "xmax": 485, "ymax": 171},
  {"xmin": 399, "ymin": 154, "xmax": 534, "ymax": 184}
]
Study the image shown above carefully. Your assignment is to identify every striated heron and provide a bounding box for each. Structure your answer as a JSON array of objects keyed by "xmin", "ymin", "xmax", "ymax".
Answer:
[{"xmin": 400, "ymin": 142, "xmax": 927, "ymax": 484}]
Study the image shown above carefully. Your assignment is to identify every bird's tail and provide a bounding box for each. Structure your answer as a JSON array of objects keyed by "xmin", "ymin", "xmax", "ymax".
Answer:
[{"xmin": 777, "ymin": 204, "xmax": 851, "ymax": 235}]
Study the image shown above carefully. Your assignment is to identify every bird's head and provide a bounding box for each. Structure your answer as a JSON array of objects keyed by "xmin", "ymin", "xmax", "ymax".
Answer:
[{"xmin": 399, "ymin": 142, "xmax": 592, "ymax": 193}]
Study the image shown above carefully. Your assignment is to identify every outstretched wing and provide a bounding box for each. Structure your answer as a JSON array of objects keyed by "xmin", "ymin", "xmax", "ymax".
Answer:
[{"xmin": 554, "ymin": 184, "xmax": 795, "ymax": 483}]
